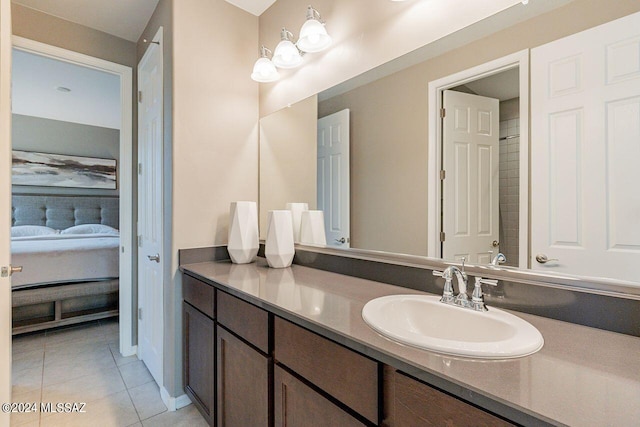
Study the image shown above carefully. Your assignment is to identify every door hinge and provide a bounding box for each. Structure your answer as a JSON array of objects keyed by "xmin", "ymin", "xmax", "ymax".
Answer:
[
  {"xmin": 138, "ymin": 163, "xmax": 142, "ymax": 175},
  {"xmin": 138, "ymin": 91, "xmax": 143, "ymax": 103},
  {"xmin": 138, "ymin": 308, "xmax": 143, "ymax": 320},
  {"xmin": 440, "ymin": 170, "xmax": 446, "ymax": 180},
  {"xmin": 440, "ymin": 232, "xmax": 446, "ymax": 242},
  {"xmin": 138, "ymin": 235, "xmax": 143, "ymax": 247},
  {"xmin": 440, "ymin": 108, "xmax": 446, "ymax": 118}
]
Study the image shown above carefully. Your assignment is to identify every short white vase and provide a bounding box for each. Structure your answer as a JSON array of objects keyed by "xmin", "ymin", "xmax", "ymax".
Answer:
[
  {"xmin": 286, "ymin": 202, "xmax": 309, "ymax": 243},
  {"xmin": 300, "ymin": 210, "xmax": 327, "ymax": 245},
  {"xmin": 227, "ymin": 201, "xmax": 259, "ymax": 264},
  {"xmin": 265, "ymin": 210, "xmax": 295, "ymax": 268}
]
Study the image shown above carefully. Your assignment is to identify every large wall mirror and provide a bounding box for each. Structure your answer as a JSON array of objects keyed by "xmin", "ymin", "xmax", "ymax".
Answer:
[{"xmin": 259, "ymin": 0, "xmax": 640, "ymax": 288}]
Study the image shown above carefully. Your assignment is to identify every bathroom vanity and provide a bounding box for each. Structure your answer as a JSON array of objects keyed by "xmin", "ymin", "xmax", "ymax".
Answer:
[{"xmin": 180, "ymin": 258, "xmax": 640, "ymax": 427}]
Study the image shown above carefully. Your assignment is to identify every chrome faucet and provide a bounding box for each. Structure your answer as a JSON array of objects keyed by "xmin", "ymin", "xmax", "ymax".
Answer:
[
  {"xmin": 433, "ymin": 259, "xmax": 499, "ymax": 311},
  {"xmin": 490, "ymin": 252, "xmax": 507, "ymax": 266},
  {"xmin": 433, "ymin": 259, "xmax": 471, "ymax": 309}
]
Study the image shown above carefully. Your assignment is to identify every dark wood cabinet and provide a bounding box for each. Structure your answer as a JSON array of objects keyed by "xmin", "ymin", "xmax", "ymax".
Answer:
[
  {"xmin": 274, "ymin": 317, "xmax": 380, "ymax": 424},
  {"xmin": 383, "ymin": 367, "xmax": 514, "ymax": 427},
  {"xmin": 183, "ymin": 301, "xmax": 215, "ymax": 426},
  {"xmin": 217, "ymin": 325, "xmax": 271, "ymax": 427},
  {"xmin": 182, "ymin": 271, "xmax": 518, "ymax": 427},
  {"xmin": 274, "ymin": 365, "xmax": 366, "ymax": 427}
]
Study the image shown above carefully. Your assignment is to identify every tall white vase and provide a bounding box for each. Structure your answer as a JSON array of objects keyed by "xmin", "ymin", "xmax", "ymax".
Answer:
[
  {"xmin": 286, "ymin": 202, "xmax": 309, "ymax": 243},
  {"xmin": 265, "ymin": 210, "xmax": 295, "ymax": 268},
  {"xmin": 300, "ymin": 210, "xmax": 327, "ymax": 245},
  {"xmin": 227, "ymin": 201, "xmax": 259, "ymax": 264}
]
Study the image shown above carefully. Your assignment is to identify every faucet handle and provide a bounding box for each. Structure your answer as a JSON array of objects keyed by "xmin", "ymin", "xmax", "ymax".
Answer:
[
  {"xmin": 432, "ymin": 270, "xmax": 444, "ymax": 277},
  {"xmin": 471, "ymin": 277, "xmax": 499, "ymax": 311},
  {"xmin": 477, "ymin": 278, "xmax": 498, "ymax": 287}
]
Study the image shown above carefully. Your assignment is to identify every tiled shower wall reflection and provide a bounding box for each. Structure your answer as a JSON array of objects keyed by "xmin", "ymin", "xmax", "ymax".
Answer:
[{"xmin": 499, "ymin": 98, "xmax": 520, "ymax": 267}]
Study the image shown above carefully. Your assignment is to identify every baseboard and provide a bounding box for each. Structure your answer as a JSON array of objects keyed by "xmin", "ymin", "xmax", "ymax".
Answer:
[
  {"xmin": 120, "ymin": 344, "xmax": 137, "ymax": 358},
  {"xmin": 160, "ymin": 387, "xmax": 192, "ymax": 412}
]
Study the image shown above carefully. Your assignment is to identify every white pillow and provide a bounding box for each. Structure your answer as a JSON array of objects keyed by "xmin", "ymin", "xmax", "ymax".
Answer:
[
  {"xmin": 11, "ymin": 225, "xmax": 58, "ymax": 238},
  {"xmin": 61, "ymin": 224, "xmax": 119, "ymax": 235}
]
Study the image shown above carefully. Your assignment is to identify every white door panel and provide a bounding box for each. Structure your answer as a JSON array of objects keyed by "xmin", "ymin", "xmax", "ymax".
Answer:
[
  {"xmin": 0, "ymin": 0, "xmax": 12, "ymax": 420},
  {"xmin": 138, "ymin": 28, "xmax": 163, "ymax": 386},
  {"xmin": 442, "ymin": 90, "xmax": 499, "ymax": 264},
  {"xmin": 531, "ymin": 11, "xmax": 640, "ymax": 281},
  {"xmin": 318, "ymin": 109, "xmax": 350, "ymax": 248}
]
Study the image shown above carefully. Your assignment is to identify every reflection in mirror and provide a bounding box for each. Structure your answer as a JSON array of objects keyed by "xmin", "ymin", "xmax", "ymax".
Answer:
[{"xmin": 259, "ymin": 0, "xmax": 640, "ymax": 286}]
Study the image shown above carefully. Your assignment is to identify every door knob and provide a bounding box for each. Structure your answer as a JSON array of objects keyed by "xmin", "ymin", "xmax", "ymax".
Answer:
[
  {"xmin": 535, "ymin": 254, "xmax": 558, "ymax": 264},
  {"xmin": 1, "ymin": 265, "xmax": 23, "ymax": 277},
  {"xmin": 492, "ymin": 240, "xmax": 500, "ymax": 247},
  {"xmin": 334, "ymin": 237, "xmax": 346, "ymax": 244},
  {"xmin": 147, "ymin": 254, "xmax": 160, "ymax": 263}
]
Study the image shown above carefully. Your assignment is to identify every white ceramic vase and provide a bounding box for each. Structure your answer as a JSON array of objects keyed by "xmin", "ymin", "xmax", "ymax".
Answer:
[
  {"xmin": 227, "ymin": 201, "xmax": 259, "ymax": 264},
  {"xmin": 265, "ymin": 210, "xmax": 295, "ymax": 268},
  {"xmin": 286, "ymin": 202, "xmax": 309, "ymax": 243},
  {"xmin": 300, "ymin": 210, "xmax": 327, "ymax": 245}
]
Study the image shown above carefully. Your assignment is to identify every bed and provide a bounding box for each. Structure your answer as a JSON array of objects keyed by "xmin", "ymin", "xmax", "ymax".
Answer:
[{"xmin": 11, "ymin": 195, "xmax": 120, "ymax": 335}]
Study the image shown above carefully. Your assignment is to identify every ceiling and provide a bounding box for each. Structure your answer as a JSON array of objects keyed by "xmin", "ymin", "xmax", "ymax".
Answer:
[
  {"xmin": 12, "ymin": 49, "xmax": 121, "ymax": 129},
  {"xmin": 12, "ymin": 0, "xmax": 276, "ymax": 43}
]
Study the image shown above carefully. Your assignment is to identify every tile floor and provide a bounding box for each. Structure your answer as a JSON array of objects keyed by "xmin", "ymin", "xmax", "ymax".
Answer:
[{"xmin": 11, "ymin": 318, "xmax": 208, "ymax": 427}]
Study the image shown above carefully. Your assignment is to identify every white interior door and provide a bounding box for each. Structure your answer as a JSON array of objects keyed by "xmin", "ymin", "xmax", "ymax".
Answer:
[
  {"xmin": 442, "ymin": 90, "xmax": 499, "ymax": 264},
  {"xmin": 0, "ymin": 0, "xmax": 12, "ymax": 421},
  {"xmin": 317, "ymin": 109, "xmax": 350, "ymax": 248},
  {"xmin": 137, "ymin": 28, "xmax": 163, "ymax": 386},
  {"xmin": 531, "ymin": 12, "xmax": 640, "ymax": 282}
]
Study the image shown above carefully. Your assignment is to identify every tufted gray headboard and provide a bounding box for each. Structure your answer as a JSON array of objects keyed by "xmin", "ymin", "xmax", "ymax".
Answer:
[{"xmin": 12, "ymin": 195, "xmax": 119, "ymax": 230}]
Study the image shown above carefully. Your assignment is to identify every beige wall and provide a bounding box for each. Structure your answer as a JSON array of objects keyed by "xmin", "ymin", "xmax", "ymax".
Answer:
[
  {"xmin": 258, "ymin": 0, "xmax": 522, "ymax": 116},
  {"xmin": 259, "ymin": 95, "xmax": 317, "ymax": 238},
  {"xmin": 170, "ymin": 0, "xmax": 258, "ymax": 397},
  {"xmin": 313, "ymin": 0, "xmax": 640, "ymax": 256},
  {"xmin": 11, "ymin": 3, "xmax": 136, "ymax": 67}
]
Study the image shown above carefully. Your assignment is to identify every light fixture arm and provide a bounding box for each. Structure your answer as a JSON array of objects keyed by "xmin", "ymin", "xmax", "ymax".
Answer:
[
  {"xmin": 306, "ymin": 5, "xmax": 324, "ymax": 23},
  {"xmin": 259, "ymin": 45, "xmax": 272, "ymax": 58},
  {"xmin": 280, "ymin": 28, "xmax": 295, "ymax": 42}
]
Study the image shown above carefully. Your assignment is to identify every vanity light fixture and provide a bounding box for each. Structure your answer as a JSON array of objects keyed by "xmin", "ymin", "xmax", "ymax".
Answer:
[
  {"xmin": 251, "ymin": 46, "xmax": 280, "ymax": 83},
  {"xmin": 272, "ymin": 28, "xmax": 304, "ymax": 69},
  {"xmin": 296, "ymin": 6, "xmax": 332, "ymax": 53}
]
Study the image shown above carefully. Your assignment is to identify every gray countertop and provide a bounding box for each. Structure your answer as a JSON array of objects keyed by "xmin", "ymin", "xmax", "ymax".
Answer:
[{"xmin": 181, "ymin": 259, "xmax": 640, "ymax": 427}]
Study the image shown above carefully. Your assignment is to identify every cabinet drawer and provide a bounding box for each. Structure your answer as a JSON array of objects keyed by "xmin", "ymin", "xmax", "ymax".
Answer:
[
  {"xmin": 217, "ymin": 290, "xmax": 269, "ymax": 353},
  {"xmin": 384, "ymin": 367, "xmax": 514, "ymax": 427},
  {"xmin": 275, "ymin": 365, "xmax": 366, "ymax": 427},
  {"xmin": 183, "ymin": 274, "xmax": 215, "ymax": 319},
  {"xmin": 274, "ymin": 317, "xmax": 379, "ymax": 424}
]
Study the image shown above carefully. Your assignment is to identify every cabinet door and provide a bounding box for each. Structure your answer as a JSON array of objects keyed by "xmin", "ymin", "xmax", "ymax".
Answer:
[
  {"xmin": 217, "ymin": 325, "xmax": 270, "ymax": 427},
  {"xmin": 274, "ymin": 365, "xmax": 365, "ymax": 427},
  {"xmin": 183, "ymin": 302, "xmax": 215, "ymax": 426},
  {"xmin": 384, "ymin": 368, "xmax": 514, "ymax": 427}
]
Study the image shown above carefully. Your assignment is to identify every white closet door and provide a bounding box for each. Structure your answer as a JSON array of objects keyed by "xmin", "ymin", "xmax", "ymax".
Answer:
[
  {"xmin": 317, "ymin": 109, "xmax": 350, "ymax": 248},
  {"xmin": 531, "ymin": 12, "xmax": 640, "ymax": 282},
  {"xmin": 442, "ymin": 90, "xmax": 500, "ymax": 264},
  {"xmin": 137, "ymin": 29, "xmax": 164, "ymax": 386}
]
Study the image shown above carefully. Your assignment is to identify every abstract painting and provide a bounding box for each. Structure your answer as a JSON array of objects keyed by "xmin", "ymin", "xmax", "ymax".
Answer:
[{"xmin": 12, "ymin": 150, "xmax": 117, "ymax": 189}]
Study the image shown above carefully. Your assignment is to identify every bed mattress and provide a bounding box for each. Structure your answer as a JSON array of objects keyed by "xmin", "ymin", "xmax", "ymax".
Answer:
[{"xmin": 10, "ymin": 234, "xmax": 120, "ymax": 289}]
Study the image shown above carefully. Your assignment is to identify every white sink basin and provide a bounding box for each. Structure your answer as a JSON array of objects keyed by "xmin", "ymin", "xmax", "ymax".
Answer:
[{"xmin": 362, "ymin": 295, "xmax": 543, "ymax": 359}]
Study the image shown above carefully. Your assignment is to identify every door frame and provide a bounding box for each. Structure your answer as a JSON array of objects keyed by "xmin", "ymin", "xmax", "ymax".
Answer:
[
  {"xmin": 1, "ymin": 0, "xmax": 12, "ymax": 422},
  {"xmin": 427, "ymin": 50, "xmax": 529, "ymax": 268},
  {"xmin": 11, "ymin": 36, "xmax": 135, "ymax": 356}
]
